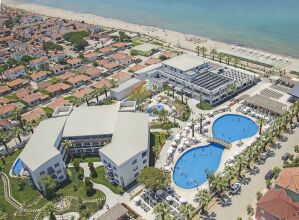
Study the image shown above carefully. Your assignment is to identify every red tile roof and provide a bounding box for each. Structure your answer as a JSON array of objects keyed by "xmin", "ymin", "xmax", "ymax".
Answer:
[
  {"xmin": 92, "ymin": 79, "xmax": 111, "ymax": 89},
  {"xmin": 6, "ymin": 78, "xmax": 28, "ymax": 88},
  {"xmin": 256, "ymin": 189, "xmax": 299, "ymax": 219},
  {"xmin": 0, "ymin": 85, "xmax": 11, "ymax": 94},
  {"xmin": 275, "ymin": 168, "xmax": 299, "ymax": 194},
  {"xmin": 22, "ymin": 107, "xmax": 45, "ymax": 122},
  {"xmin": 46, "ymin": 97, "xmax": 70, "ymax": 110},
  {"xmin": 46, "ymin": 83, "xmax": 71, "ymax": 94},
  {"xmin": 72, "ymin": 87, "xmax": 92, "ymax": 99},
  {"xmin": 66, "ymin": 74, "xmax": 91, "ymax": 84},
  {"xmin": 0, "ymin": 104, "xmax": 18, "ymax": 115},
  {"xmin": 129, "ymin": 64, "xmax": 146, "ymax": 72}
]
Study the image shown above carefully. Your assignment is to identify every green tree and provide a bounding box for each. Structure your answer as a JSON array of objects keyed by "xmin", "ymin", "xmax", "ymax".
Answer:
[
  {"xmin": 194, "ymin": 189, "xmax": 212, "ymax": 214},
  {"xmin": 180, "ymin": 204, "xmax": 195, "ymax": 220},
  {"xmin": 273, "ymin": 166, "xmax": 281, "ymax": 178},
  {"xmin": 256, "ymin": 191, "xmax": 263, "ymax": 201},
  {"xmin": 84, "ymin": 177, "xmax": 94, "ymax": 194},
  {"xmin": 40, "ymin": 174, "xmax": 56, "ymax": 198},
  {"xmin": 233, "ymin": 57, "xmax": 240, "ymax": 67},
  {"xmin": 0, "ymin": 210, "xmax": 8, "ymax": 220},
  {"xmin": 44, "ymin": 202, "xmax": 56, "ymax": 220},
  {"xmin": 63, "ymin": 139, "xmax": 74, "ymax": 161},
  {"xmin": 0, "ymin": 130, "xmax": 11, "ymax": 151},
  {"xmin": 199, "ymin": 46, "xmax": 208, "ymax": 57},
  {"xmin": 73, "ymin": 159, "xmax": 80, "ymax": 171},
  {"xmin": 210, "ymin": 48, "xmax": 217, "ymax": 60},
  {"xmin": 257, "ymin": 118, "xmax": 265, "ymax": 135},
  {"xmin": 11, "ymin": 126, "xmax": 22, "ymax": 143},
  {"xmin": 43, "ymin": 41, "xmax": 63, "ymax": 51},
  {"xmin": 153, "ymin": 201, "xmax": 171, "ymax": 220},
  {"xmin": 211, "ymin": 173, "xmax": 229, "ymax": 196},
  {"xmin": 129, "ymin": 86, "xmax": 151, "ymax": 106},
  {"xmin": 225, "ymin": 55, "xmax": 232, "ymax": 65},
  {"xmin": 217, "ymin": 53, "xmax": 225, "ymax": 63},
  {"xmin": 24, "ymin": 121, "xmax": 35, "ymax": 134},
  {"xmin": 138, "ymin": 167, "xmax": 170, "ymax": 192}
]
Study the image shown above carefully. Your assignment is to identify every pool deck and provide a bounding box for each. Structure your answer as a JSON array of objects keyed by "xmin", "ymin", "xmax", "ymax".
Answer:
[{"xmin": 161, "ymin": 105, "xmax": 263, "ymax": 205}]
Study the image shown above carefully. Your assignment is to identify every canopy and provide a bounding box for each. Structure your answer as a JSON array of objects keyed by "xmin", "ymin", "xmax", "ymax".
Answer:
[
  {"xmin": 164, "ymin": 166, "xmax": 171, "ymax": 171},
  {"xmin": 184, "ymin": 126, "xmax": 190, "ymax": 131},
  {"xmin": 167, "ymin": 147, "xmax": 174, "ymax": 154},
  {"xmin": 133, "ymin": 196, "xmax": 140, "ymax": 203},
  {"xmin": 186, "ymin": 122, "xmax": 192, "ymax": 127},
  {"xmin": 171, "ymin": 141, "xmax": 177, "ymax": 146},
  {"xmin": 166, "ymin": 196, "xmax": 173, "ymax": 201},
  {"xmin": 184, "ymin": 141, "xmax": 190, "ymax": 146},
  {"xmin": 179, "ymin": 197, "xmax": 187, "ymax": 203}
]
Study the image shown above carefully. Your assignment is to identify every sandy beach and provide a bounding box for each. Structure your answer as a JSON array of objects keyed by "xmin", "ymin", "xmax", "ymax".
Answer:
[{"xmin": 4, "ymin": 0, "xmax": 299, "ymax": 72}]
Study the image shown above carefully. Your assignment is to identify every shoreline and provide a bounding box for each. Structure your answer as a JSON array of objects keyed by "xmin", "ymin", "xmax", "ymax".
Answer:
[{"xmin": 4, "ymin": 0, "xmax": 299, "ymax": 72}]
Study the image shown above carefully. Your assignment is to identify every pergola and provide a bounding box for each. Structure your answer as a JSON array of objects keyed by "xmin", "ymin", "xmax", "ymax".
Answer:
[{"xmin": 242, "ymin": 94, "xmax": 287, "ymax": 115}]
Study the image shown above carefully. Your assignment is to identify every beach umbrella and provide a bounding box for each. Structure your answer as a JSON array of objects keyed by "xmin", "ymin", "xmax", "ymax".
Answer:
[
  {"xmin": 171, "ymin": 141, "xmax": 177, "ymax": 147},
  {"xmin": 167, "ymin": 147, "xmax": 174, "ymax": 154},
  {"xmin": 184, "ymin": 126, "xmax": 190, "ymax": 131},
  {"xmin": 164, "ymin": 166, "xmax": 171, "ymax": 171},
  {"xmin": 186, "ymin": 122, "xmax": 192, "ymax": 127},
  {"xmin": 181, "ymin": 137, "xmax": 187, "ymax": 143},
  {"xmin": 184, "ymin": 140, "xmax": 190, "ymax": 146},
  {"xmin": 179, "ymin": 197, "xmax": 187, "ymax": 204},
  {"xmin": 192, "ymin": 137, "xmax": 197, "ymax": 142},
  {"xmin": 133, "ymin": 196, "xmax": 140, "ymax": 203},
  {"xmin": 166, "ymin": 196, "xmax": 173, "ymax": 201}
]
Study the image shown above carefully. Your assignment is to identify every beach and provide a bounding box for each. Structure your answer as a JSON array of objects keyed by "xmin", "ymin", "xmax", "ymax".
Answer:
[{"xmin": 4, "ymin": 0, "xmax": 299, "ymax": 72}]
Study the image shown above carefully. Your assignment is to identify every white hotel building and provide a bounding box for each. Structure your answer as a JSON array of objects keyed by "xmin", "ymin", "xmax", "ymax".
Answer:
[
  {"xmin": 137, "ymin": 54, "xmax": 258, "ymax": 105},
  {"xmin": 17, "ymin": 102, "xmax": 149, "ymax": 190}
]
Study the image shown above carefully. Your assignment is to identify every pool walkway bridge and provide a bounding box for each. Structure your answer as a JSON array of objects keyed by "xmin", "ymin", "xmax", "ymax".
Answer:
[{"xmin": 207, "ymin": 137, "xmax": 232, "ymax": 149}]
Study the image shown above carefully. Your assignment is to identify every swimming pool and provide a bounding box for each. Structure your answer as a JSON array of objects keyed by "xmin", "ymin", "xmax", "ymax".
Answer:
[
  {"xmin": 173, "ymin": 143, "xmax": 224, "ymax": 189},
  {"xmin": 146, "ymin": 104, "xmax": 164, "ymax": 116},
  {"xmin": 212, "ymin": 114, "xmax": 258, "ymax": 143},
  {"xmin": 12, "ymin": 159, "xmax": 24, "ymax": 176},
  {"xmin": 173, "ymin": 114, "xmax": 257, "ymax": 189}
]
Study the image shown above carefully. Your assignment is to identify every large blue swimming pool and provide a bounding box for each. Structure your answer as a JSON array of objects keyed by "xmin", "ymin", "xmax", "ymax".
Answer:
[
  {"xmin": 12, "ymin": 159, "xmax": 24, "ymax": 176},
  {"xmin": 173, "ymin": 114, "xmax": 257, "ymax": 189},
  {"xmin": 212, "ymin": 114, "xmax": 258, "ymax": 143},
  {"xmin": 146, "ymin": 104, "xmax": 164, "ymax": 116}
]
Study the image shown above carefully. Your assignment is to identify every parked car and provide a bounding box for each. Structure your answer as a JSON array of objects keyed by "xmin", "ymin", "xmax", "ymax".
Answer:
[
  {"xmin": 230, "ymin": 182, "xmax": 241, "ymax": 194},
  {"xmin": 265, "ymin": 170, "xmax": 275, "ymax": 180},
  {"xmin": 260, "ymin": 152, "xmax": 269, "ymax": 161},
  {"xmin": 282, "ymin": 153, "xmax": 290, "ymax": 161}
]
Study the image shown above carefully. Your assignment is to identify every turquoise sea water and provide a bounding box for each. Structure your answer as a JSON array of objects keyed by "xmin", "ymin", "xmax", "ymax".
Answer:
[{"xmin": 23, "ymin": 0, "xmax": 299, "ymax": 57}]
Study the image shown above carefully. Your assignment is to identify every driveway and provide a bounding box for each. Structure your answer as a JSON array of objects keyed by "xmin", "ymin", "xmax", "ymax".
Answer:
[{"xmin": 207, "ymin": 126, "xmax": 299, "ymax": 220}]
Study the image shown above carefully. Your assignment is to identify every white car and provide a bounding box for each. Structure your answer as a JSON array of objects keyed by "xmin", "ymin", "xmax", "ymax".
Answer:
[{"xmin": 230, "ymin": 182, "xmax": 241, "ymax": 194}]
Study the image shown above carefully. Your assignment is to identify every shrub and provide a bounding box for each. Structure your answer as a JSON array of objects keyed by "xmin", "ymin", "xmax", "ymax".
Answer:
[
  {"xmin": 246, "ymin": 204, "xmax": 253, "ymax": 215},
  {"xmin": 256, "ymin": 191, "xmax": 263, "ymax": 201}
]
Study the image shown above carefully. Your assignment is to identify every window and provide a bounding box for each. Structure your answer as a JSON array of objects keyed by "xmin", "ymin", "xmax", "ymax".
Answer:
[
  {"xmin": 113, "ymin": 166, "xmax": 117, "ymax": 171},
  {"xmin": 134, "ymin": 172, "xmax": 139, "ymax": 177},
  {"xmin": 114, "ymin": 173, "xmax": 118, "ymax": 178},
  {"xmin": 39, "ymin": 171, "xmax": 45, "ymax": 176},
  {"xmin": 142, "ymin": 152, "xmax": 147, "ymax": 158},
  {"xmin": 133, "ymin": 165, "xmax": 138, "ymax": 172},
  {"xmin": 58, "ymin": 176, "xmax": 64, "ymax": 180},
  {"xmin": 132, "ymin": 159, "xmax": 137, "ymax": 165},
  {"xmin": 103, "ymin": 160, "xmax": 107, "ymax": 164},
  {"xmin": 57, "ymin": 169, "xmax": 62, "ymax": 174},
  {"xmin": 54, "ymin": 163, "xmax": 59, "ymax": 168},
  {"xmin": 143, "ymin": 159, "xmax": 147, "ymax": 164}
]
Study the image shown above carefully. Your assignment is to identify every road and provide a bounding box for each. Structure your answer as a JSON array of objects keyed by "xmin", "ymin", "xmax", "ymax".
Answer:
[{"xmin": 208, "ymin": 126, "xmax": 299, "ymax": 220}]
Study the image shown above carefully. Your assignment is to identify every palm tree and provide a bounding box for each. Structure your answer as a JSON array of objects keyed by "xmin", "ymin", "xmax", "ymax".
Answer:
[
  {"xmin": 217, "ymin": 53, "xmax": 225, "ymax": 63},
  {"xmin": 210, "ymin": 48, "xmax": 217, "ymax": 60},
  {"xmin": 257, "ymin": 118, "xmax": 265, "ymax": 135},
  {"xmin": 224, "ymin": 55, "xmax": 232, "ymax": 65},
  {"xmin": 153, "ymin": 201, "xmax": 171, "ymax": 220},
  {"xmin": 199, "ymin": 46, "xmax": 208, "ymax": 57},
  {"xmin": 11, "ymin": 127, "xmax": 22, "ymax": 143},
  {"xmin": 211, "ymin": 173, "xmax": 229, "ymax": 196},
  {"xmin": 12, "ymin": 107, "xmax": 24, "ymax": 128},
  {"xmin": 180, "ymin": 204, "xmax": 195, "ymax": 220},
  {"xmin": 233, "ymin": 57, "xmax": 240, "ymax": 67},
  {"xmin": 103, "ymin": 85, "xmax": 108, "ymax": 98},
  {"xmin": 63, "ymin": 139, "xmax": 74, "ymax": 161},
  {"xmin": 196, "ymin": 46, "xmax": 200, "ymax": 56},
  {"xmin": 235, "ymin": 155, "xmax": 246, "ymax": 177},
  {"xmin": 0, "ymin": 130, "xmax": 11, "ymax": 151},
  {"xmin": 92, "ymin": 88, "xmax": 101, "ymax": 103},
  {"xmin": 194, "ymin": 189, "xmax": 212, "ymax": 214},
  {"xmin": 0, "ymin": 210, "xmax": 8, "ymax": 220},
  {"xmin": 224, "ymin": 167, "xmax": 237, "ymax": 186},
  {"xmin": 24, "ymin": 121, "xmax": 35, "ymax": 134},
  {"xmin": 44, "ymin": 202, "xmax": 56, "ymax": 220}
]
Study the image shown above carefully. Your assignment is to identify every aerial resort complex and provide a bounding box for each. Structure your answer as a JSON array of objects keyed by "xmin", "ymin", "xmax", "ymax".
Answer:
[{"xmin": 1, "ymin": 3, "xmax": 299, "ymax": 220}]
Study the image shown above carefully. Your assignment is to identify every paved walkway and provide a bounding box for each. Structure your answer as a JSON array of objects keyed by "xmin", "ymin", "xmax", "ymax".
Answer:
[{"xmin": 208, "ymin": 126, "xmax": 299, "ymax": 220}]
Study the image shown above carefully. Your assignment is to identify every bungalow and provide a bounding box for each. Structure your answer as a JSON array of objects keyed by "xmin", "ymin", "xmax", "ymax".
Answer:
[
  {"xmin": 45, "ymin": 82, "xmax": 71, "ymax": 97},
  {"xmin": 0, "ymin": 48, "xmax": 10, "ymax": 57},
  {"xmin": 66, "ymin": 75, "xmax": 91, "ymax": 88},
  {"xmin": 99, "ymin": 47, "xmax": 115, "ymax": 56},
  {"xmin": 0, "ymin": 85, "xmax": 11, "ymax": 96},
  {"xmin": 48, "ymin": 51, "xmax": 66, "ymax": 62},
  {"xmin": 111, "ymin": 42, "xmax": 131, "ymax": 51},
  {"xmin": 255, "ymin": 189, "xmax": 299, "ymax": 220},
  {"xmin": 30, "ymin": 56, "xmax": 48, "ymax": 70},
  {"xmin": 109, "ymin": 53, "xmax": 135, "ymax": 66},
  {"xmin": 46, "ymin": 97, "xmax": 70, "ymax": 110},
  {"xmin": 85, "ymin": 67, "xmax": 104, "ymax": 79},
  {"xmin": 50, "ymin": 64, "xmax": 67, "ymax": 75},
  {"xmin": 57, "ymin": 71, "xmax": 75, "ymax": 81},
  {"xmin": 16, "ymin": 88, "xmax": 33, "ymax": 99},
  {"xmin": 21, "ymin": 92, "xmax": 50, "ymax": 107},
  {"xmin": 145, "ymin": 58, "xmax": 161, "ymax": 65},
  {"xmin": 3, "ymin": 65, "xmax": 27, "ymax": 80},
  {"xmin": 103, "ymin": 61, "xmax": 122, "ymax": 72},
  {"xmin": 275, "ymin": 167, "xmax": 299, "ymax": 202},
  {"xmin": 0, "ymin": 104, "xmax": 18, "ymax": 119},
  {"xmin": 75, "ymin": 65, "xmax": 92, "ymax": 74},
  {"xmin": 109, "ymin": 72, "xmax": 131, "ymax": 83},
  {"xmin": 31, "ymin": 71, "xmax": 48, "ymax": 82},
  {"xmin": 90, "ymin": 34, "xmax": 111, "ymax": 44},
  {"xmin": 91, "ymin": 78, "xmax": 111, "ymax": 89},
  {"xmin": 67, "ymin": 58, "xmax": 82, "ymax": 69},
  {"xmin": 129, "ymin": 64, "xmax": 146, "ymax": 73},
  {"xmin": 6, "ymin": 78, "xmax": 29, "ymax": 90},
  {"xmin": 10, "ymin": 50, "xmax": 27, "ymax": 61},
  {"xmin": 22, "ymin": 107, "xmax": 45, "ymax": 122},
  {"xmin": 84, "ymin": 51, "xmax": 101, "ymax": 62},
  {"xmin": 72, "ymin": 87, "xmax": 93, "ymax": 99}
]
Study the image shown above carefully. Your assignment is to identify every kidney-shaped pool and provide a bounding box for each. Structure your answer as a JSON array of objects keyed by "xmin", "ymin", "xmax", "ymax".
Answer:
[{"xmin": 173, "ymin": 114, "xmax": 258, "ymax": 189}]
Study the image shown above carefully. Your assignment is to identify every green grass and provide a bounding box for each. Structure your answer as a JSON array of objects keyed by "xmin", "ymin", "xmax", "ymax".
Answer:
[
  {"xmin": 196, "ymin": 102, "xmax": 213, "ymax": 110},
  {"xmin": 150, "ymin": 121, "xmax": 178, "ymax": 130},
  {"xmin": 4, "ymin": 93, "xmax": 18, "ymax": 100},
  {"xmin": 48, "ymin": 77, "xmax": 60, "ymax": 85},
  {"xmin": 173, "ymin": 100, "xmax": 191, "ymax": 121},
  {"xmin": 73, "ymin": 156, "xmax": 101, "ymax": 163},
  {"xmin": 57, "ymin": 168, "xmax": 106, "ymax": 200},
  {"xmin": 149, "ymin": 131, "xmax": 169, "ymax": 166},
  {"xmin": 91, "ymin": 166, "xmax": 124, "ymax": 194}
]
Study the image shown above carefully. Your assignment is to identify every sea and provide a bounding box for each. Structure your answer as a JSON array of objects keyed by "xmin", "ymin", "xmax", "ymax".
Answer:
[{"xmin": 22, "ymin": 0, "xmax": 299, "ymax": 58}]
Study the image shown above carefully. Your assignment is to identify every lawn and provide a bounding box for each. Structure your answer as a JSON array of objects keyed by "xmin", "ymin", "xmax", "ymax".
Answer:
[
  {"xmin": 150, "ymin": 121, "xmax": 178, "ymax": 130},
  {"xmin": 91, "ymin": 166, "xmax": 124, "ymax": 194},
  {"xmin": 196, "ymin": 102, "xmax": 213, "ymax": 110},
  {"xmin": 173, "ymin": 100, "xmax": 191, "ymax": 121},
  {"xmin": 149, "ymin": 131, "xmax": 169, "ymax": 166},
  {"xmin": 73, "ymin": 156, "xmax": 101, "ymax": 163}
]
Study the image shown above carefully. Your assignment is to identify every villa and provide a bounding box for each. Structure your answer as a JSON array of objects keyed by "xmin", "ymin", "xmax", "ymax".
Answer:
[
  {"xmin": 137, "ymin": 54, "xmax": 258, "ymax": 105},
  {"xmin": 15, "ymin": 102, "xmax": 149, "ymax": 190}
]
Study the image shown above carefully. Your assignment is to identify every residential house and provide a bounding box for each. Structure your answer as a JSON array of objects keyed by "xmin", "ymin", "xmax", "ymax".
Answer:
[
  {"xmin": 75, "ymin": 65, "xmax": 92, "ymax": 74},
  {"xmin": 131, "ymin": 43, "xmax": 160, "ymax": 57},
  {"xmin": 10, "ymin": 50, "xmax": 27, "ymax": 61},
  {"xmin": 0, "ymin": 103, "xmax": 18, "ymax": 119},
  {"xmin": 103, "ymin": 61, "xmax": 122, "ymax": 72},
  {"xmin": 84, "ymin": 51, "xmax": 101, "ymax": 62},
  {"xmin": 21, "ymin": 92, "xmax": 50, "ymax": 107},
  {"xmin": 72, "ymin": 87, "xmax": 93, "ymax": 99},
  {"xmin": 99, "ymin": 47, "xmax": 115, "ymax": 56},
  {"xmin": 6, "ymin": 78, "xmax": 29, "ymax": 90},
  {"xmin": 85, "ymin": 67, "xmax": 104, "ymax": 80},
  {"xmin": 50, "ymin": 64, "xmax": 67, "ymax": 75},
  {"xmin": 66, "ymin": 75, "xmax": 91, "ymax": 88},
  {"xmin": 48, "ymin": 51, "xmax": 66, "ymax": 62},
  {"xmin": 30, "ymin": 56, "xmax": 48, "ymax": 70},
  {"xmin": 109, "ymin": 72, "xmax": 131, "ymax": 83},
  {"xmin": 275, "ymin": 167, "xmax": 299, "ymax": 202},
  {"xmin": 46, "ymin": 97, "xmax": 70, "ymax": 110},
  {"xmin": 145, "ymin": 58, "xmax": 161, "ymax": 65},
  {"xmin": 89, "ymin": 34, "xmax": 111, "ymax": 44},
  {"xmin": 45, "ymin": 83, "xmax": 71, "ymax": 97},
  {"xmin": 22, "ymin": 107, "xmax": 45, "ymax": 122},
  {"xmin": 31, "ymin": 71, "xmax": 48, "ymax": 82},
  {"xmin": 3, "ymin": 65, "xmax": 26, "ymax": 80},
  {"xmin": 57, "ymin": 71, "xmax": 75, "ymax": 81},
  {"xmin": 255, "ymin": 189, "xmax": 299, "ymax": 220},
  {"xmin": 91, "ymin": 78, "xmax": 111, "ymax": 90},
  {"xmin": 129, "ymin": 64, "xmax": 146, "ymax": 73},
  {"xmin": 109, "ymin": 53, "xmax": 135, "ymax": 66},
  {"xmin": 111, "ymin": 42, "xmax": 131, "ymax": 51},
  {"xmin": 67, "ymin": 58, "xmax": 82, "ymax": 69},
  {"xmin": 0, "ymin": 85, "xmax": 11, "ymax": 96},
  {"xmin": 15, "ymin": 88, "xmax": 33, "ymax": 99}
]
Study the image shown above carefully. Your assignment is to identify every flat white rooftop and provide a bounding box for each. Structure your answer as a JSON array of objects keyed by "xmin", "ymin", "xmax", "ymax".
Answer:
[{"xmin": 162, "ymin": 54, "xmax": 206, "ymax": 72}]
